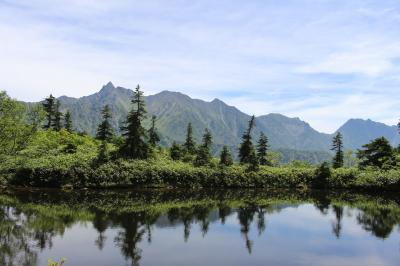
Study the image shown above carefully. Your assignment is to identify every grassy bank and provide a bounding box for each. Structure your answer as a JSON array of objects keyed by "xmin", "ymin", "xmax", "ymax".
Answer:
[{"xmin": 1, "ymin": 130, "xmax": 400, "ymax": 190}]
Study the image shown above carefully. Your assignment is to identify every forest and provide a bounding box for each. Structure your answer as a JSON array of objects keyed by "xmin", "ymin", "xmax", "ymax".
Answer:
[{"xmin": 1, "ymin": 87, "xmax": 400, "ymax": 189}]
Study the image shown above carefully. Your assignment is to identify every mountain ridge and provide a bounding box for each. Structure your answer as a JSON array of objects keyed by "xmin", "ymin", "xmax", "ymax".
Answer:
[{"xmin": 26, "ymin": 82, "xmax": 399, "ymax": 158}]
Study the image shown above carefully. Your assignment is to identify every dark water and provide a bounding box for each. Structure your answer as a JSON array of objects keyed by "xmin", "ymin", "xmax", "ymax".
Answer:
[{"xmin": 1, "ymin": 189, "xmax": 400, "ymax": 266}]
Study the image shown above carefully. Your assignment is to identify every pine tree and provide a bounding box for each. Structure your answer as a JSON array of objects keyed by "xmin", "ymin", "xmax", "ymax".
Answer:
[
  {"xmin": 96, "ymin": 105, "xmax": 114, "ymax": 141},
  {"xmin": 148, "ymin": 115, "xmax": 160, "ymax": 146},
  {"xmin": 97, "ymin": 140, "xmax": 109, "ymax": 163},
  {"xmin": 331, "ymin": 132, "xmax": 344, "ymax": 168},
  {"xmin": 52, "ymin": 100, "xmax": 63, "ymax": 131},
  {"xmin": 64, "ymin": 110, "xmax": 73, "ymax": 132},
  {"xmin": 239, "ymin": 115, "xmax": 256, "ymax": 163},
  {"xmin": 247, "ymin": 149, "xmax": 259, "ymax": 171},
  {"xmin": 357, "ymin": 137, "xmax": 395, "ymax": 169},
  {"xmin": 219, "ymin": 146, "xmax": 233, "ymax": 166},
  {"xmin": 170, "ymin": 141, "xmax": 182, "ymax": 160},
  {"xmin": 119, "ymin": 85, "xmax": 149, "ymax": 159},
  {"xmin": 194, "ymin": 128, "xmax": 213, "ymax": 166},
  {"xmin": 184, "ymin": 122, "xmax": 196, "ymax": 154},
  {"xmin": 257, "ymin": 132, "xmax": 269, "ymax": 165},
  {"xmin": 42, "ymin": 94, "xmax": 55, "ymax": 129}
]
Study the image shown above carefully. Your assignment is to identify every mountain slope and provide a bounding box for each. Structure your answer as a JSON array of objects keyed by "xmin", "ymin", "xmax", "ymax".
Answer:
[
  {"xmin": 36, "ymin": 82, "xmax": 398, "ymax": 157},
  {"xmin": 337, "ymin": 119, "xmax": 399, "ymax": 150}
]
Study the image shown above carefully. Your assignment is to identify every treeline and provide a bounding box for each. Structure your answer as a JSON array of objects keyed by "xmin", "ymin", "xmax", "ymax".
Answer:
[
  {"xmin": 1, "ymin": 87, "xmax": 400, "ymax": 189},
  {"xmin": 39, "ymin": 86, "xmax": 275, "ymax": 169}
]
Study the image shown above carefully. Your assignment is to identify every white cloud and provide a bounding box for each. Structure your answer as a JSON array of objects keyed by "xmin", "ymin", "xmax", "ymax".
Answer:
[{"xmin": 0, "ymin": 0, "xmax": 400, "ymax": 132}]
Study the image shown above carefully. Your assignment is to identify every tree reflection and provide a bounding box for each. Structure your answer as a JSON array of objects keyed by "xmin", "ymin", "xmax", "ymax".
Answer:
[
  {"xmin": 0, "ymin": 206, "xmax": 38, "ymax": 266},
  {"xmin": 1, "ymin": 189, "xmax": 400, "ymax": 266},
  {"xmin": 114, "ymin": 213, "xmax": 146, "ymax": 266},
  {"xmin": 331, "ymin": 205, "xmax": 343, "ymax": 238},
  {"xmin": 357, "ymin": 207, "xmax": 400, "ymax": 239}
]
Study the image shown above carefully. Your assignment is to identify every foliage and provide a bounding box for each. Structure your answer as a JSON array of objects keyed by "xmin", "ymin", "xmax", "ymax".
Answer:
[
  {"xmin": 194, "ymin": 128, "xmax": 213, "ymax": 167},
  {"xmin": 119, "ymin": 85, "xmax": 149, "ymax": 159},
  {"xmin": 96, "ymin": 105, "xmax": 114, "ymax": 141},
  {"xmin": 53, "ymin": 100, "xmax": 63, "ymax": 131},
  {"xmin": 183, "ymin": 122, "xmax": 196, "ymax": 154},
  {"xmin": 64, "ymin": 110, "xmax": 73, "ymax": 132},
  {"xmin": 357, "ymin": 137, "xmax": 396, "ymax": 169},
  {"xmin": 0, "ymin": 91, "xmax": 37, "ymax": 155},
  {"xmin": 247, "ymin": 149, "xmax": 259, "ymax": 172},
  {"xmin": 331, "ymin": 132, "xmax": 344, "ymax": 168},
  {"xmin": 257, "ymin": 132, "xmax": 270, "ymax": 165},
  {"xmin": 239, "ymin": 115, "xmax": 256, "ymax": 164},
  {"xmin": 148, "ymin": 115, "xmax": 160, "ymax": 146},
  {"xmin": 313, "ymin": 162, "xmax": 331, "ymax": 188},
  {"xmin": 170, "ymin": 142, "xmax": 183, "ymax": 161},
  {"xmin": 219, "ymin": 146, "xmax": 233, "ymax": 166},
  {"xmin": 42, "ymin": 94, "xmax": 55, "ymax": 129}
]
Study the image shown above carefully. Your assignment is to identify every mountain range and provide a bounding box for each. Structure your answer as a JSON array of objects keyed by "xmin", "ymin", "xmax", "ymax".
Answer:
[{"xmin": 29, "ymin": 82, "xmax": 400, "ymax": 163}]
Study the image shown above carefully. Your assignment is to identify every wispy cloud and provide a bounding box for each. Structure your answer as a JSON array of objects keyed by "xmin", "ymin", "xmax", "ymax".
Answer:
[{"xmin": 0, "ymin": 0, "xmax": 399, "ymax": 132}]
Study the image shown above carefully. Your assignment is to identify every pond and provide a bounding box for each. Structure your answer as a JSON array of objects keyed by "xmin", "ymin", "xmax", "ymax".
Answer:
[{"xmin": 1, "ymin": 189, "xmax": 399, "ymax": 266}]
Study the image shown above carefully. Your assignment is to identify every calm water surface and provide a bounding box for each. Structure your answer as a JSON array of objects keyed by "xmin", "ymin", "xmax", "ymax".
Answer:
[{"xmin": 1, "ymin": 189, "xmax": 400, "ymax": 266}]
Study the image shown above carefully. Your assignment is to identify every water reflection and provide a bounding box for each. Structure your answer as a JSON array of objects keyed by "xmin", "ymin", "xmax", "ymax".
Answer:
[{"xmin": 1, "ymin": 189, "xmax": 400, "ymax": 266}]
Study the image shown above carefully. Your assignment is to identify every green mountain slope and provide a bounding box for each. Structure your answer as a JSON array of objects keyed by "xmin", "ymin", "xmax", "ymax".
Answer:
[{"xmin": 28, "ymin": 82, "xmax": 399, "ymax": 163}]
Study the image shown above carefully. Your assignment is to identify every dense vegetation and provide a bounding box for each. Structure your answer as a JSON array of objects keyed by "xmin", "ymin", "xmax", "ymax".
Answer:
[{"xmin": 1, "ymin": 88, "xmax": 400, "ymax": 189}]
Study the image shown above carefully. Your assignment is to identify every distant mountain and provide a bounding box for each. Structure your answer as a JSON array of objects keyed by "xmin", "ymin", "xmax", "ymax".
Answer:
[
  {"xmin": 336, "ymin": 119, "xmax": 399, "ymax": 150},
  {"xmin": 27, "ymin": 82, "xmax": 399, "ymax": 163}
]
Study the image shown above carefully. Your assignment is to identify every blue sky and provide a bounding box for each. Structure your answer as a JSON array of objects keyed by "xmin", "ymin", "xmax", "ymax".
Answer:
[{"xmin": 0, "ymin": 0, "xmax": 399, "ymax": 133}]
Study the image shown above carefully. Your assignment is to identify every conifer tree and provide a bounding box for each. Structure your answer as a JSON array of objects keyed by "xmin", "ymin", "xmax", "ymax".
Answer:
[
  {"xmin": 357, "ymin": 137, "xmax": 395, "ymax": 169},
  {"xmin": 194, "ymin": 128, "xmax": 213, "ymax": 166},
  {"xmin": 120, "ymin": 85, "xmax": 149, "ymax": 159},
  {"xmin": 52, "ymin": 100, "xmax": 63, "ymax": 131},
  {"xmin": 170, "ymin": 141, "xmax": 182, "ymax": 160},
  {"xmin": 184, "ymin": 122, "xmax": 196, "ymax": 154},
  {"xmin": 247, "ymin": 149, "xmax": 259, "ymax": 171},
  {"xmin": 96, "ymin": 105, "xmax": 114, "ymax": 142},
  {"xmin": 331, "ymin": 132, "xmax": 344, "ymax": 168},
  {"xmin": 148, "ymin": 115, "xmax": 160, "ymax": 146},
  {"xmin": 42, "ymin": 94, "xmax": 55, "ymax": 129},
  {"xmin": 219, "ymin": 146, "xmax": 233, "ymax": 166},
  {"xmin": 257, "ymin": 132, "xmax": 269, "ymax": 165},
  {"xmin": 239, "ymin": 115, "xmax": 256, "ymax": 163},
  {"xmin": 97, "ymin": 140, "xmax": 109, "ymax": 163},
  {"xmin": 64, "ymin": 110, "xmax": 73, "ymax": 132}
]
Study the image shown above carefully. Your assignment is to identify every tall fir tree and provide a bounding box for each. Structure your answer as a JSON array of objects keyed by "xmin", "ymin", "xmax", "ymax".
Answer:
[
  {"xmin": 239, "ymin": 115, "xmax": 256, "ymax": 163},
  {"xmin": 247, "ymin": 149, "xmax": 259, "ymax": 171},
  {"xmin": 331, "ymin": 132, "xmax": 344, "ymax": 168},
  {"xmin": 219, "ymin": 146, "xmax": 233, "ymax": 166},
  {"xmin": 96, "ymin": 105, "xmax": 114, "ymax": 141},
  {"xmin": 52, "ymin": 100, "xmax": 63, "ymax": 131},
  {"xmin": 64, "ymin": 110, "xmax": 73, "ymax": 132},
  {"xmin": 119, "ymin": 85, "xmax": 149, "ymax": 159},
  {"xmin": 170, "ymin": 141, "xmax": 182, "ymax": 160},
  {"xmin": 194, "ymin": 128, "xmax": 213, "ymax": 166},
  {"xmin": 42, "ymin": 94, "xmax": 55, "ymax": 129},
  {"xmin": 97, "ymin": 140, "xmax": 109, "ymax": 164},
  {"xmin": 184, "ymin": 122, "xmax": 196, "ymax": 154},
  {"xmin": 148, "ymin": 115, "xmax": 160, "ymax": 146},
  {"xmin": 257, "ymin": 132, "xmax": 269, "ymax": 165}
]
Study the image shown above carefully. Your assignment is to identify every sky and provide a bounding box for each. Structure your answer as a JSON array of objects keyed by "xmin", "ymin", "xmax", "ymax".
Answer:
[{"xmin": 0, "ymin": 0, "xmax": 399, "ymax": 133}]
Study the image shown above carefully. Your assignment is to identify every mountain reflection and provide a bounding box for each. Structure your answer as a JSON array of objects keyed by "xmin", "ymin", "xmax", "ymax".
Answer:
[{"xmin": 1, "ymin": 189, "xmax": 400, "ymax": 266}]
